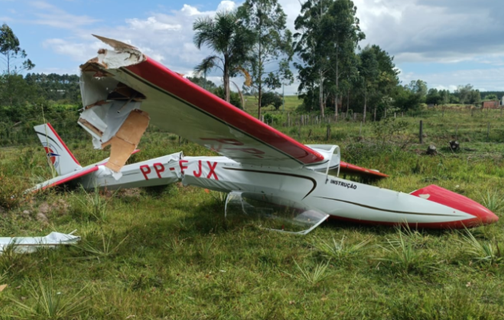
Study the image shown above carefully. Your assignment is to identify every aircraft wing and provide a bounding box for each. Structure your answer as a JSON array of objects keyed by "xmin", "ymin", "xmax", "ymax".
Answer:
[
  {"xmin": 340, "ymin": 161, "xmax": 388, "ymax": 179},
  {"xmin": 78, "ymin": 35, "xmax": 325, "ymax": 170}
]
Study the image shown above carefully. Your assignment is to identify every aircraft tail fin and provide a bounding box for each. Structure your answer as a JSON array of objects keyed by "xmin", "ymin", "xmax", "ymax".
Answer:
[{"xmin": 34, "ymin": 123, "xmax": 82, "ymax": 176}]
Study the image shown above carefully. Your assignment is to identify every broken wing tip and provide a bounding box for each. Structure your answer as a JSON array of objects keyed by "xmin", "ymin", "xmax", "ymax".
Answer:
[{"xmin": 92, "ymin": 34, "xmax": 139, "ymax": 52}]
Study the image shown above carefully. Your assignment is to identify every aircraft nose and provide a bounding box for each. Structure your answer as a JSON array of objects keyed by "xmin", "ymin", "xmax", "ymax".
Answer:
[{"xmin": 411, "ymin": 185, "xmax": 498, "ymax": 227}]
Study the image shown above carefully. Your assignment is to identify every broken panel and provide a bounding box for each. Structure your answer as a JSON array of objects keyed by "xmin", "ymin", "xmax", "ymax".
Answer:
[{"xmin": 225, "ymin": 191, "xmax": 329, "ymax": 235}]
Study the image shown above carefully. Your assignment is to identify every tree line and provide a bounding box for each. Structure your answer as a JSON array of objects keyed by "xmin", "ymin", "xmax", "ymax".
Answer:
[
  {"xmin": 1, "ymin": 2, "xmax": 504, "ymax": 126},
  {"xmin": 192, "ymin": 0, "xmax": 503, "ymax": 120}
]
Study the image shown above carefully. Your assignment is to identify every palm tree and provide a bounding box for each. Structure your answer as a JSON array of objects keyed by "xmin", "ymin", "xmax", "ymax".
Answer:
[{"xmin": 193, "ymin": 11, "xmax": 253, "ymax": 103}]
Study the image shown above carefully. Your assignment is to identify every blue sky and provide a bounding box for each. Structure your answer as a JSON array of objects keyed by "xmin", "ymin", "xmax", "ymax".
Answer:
[{"xmin": 1, "ymin": 0, "xmax": 504, "ymax": 94}]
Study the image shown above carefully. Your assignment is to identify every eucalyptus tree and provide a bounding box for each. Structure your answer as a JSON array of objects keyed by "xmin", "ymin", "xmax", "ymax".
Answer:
[
  {"xmin": 237, "ymin": 0, "xmax": 293, "ymax": 119},
  {"xmin": 368, "ymin": 45, "xmax": 399, "ymax": 117},
  {"xmin": 294, "ymin": 0, "xmax": 364, "ymax": 117},
  {"xmin": 321, "ymin": 0, "xmax": 364, "ymax": 117},
  {"xmin": 193, "ymin": 11, "xmax": 254, "ymax": 102},
  {"xmin": 0, "ymin": 24, "xmax": 34, "ymax": 75},
  {"xmin": 357, "ymin": 46, "xmax": 378, "ymax": 123},
  {"xmin": 294, "ymin": 0, "xmax": 334, "ymax": 117}
]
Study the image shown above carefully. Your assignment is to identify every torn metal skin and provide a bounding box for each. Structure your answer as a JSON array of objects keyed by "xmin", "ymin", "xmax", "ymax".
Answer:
[{"xmin": 79, "ymin": 35, "xmax": 149, "ymax": 172}]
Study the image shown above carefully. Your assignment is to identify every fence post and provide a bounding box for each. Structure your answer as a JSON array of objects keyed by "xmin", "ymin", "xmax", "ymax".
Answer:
[
  {"xmin": 419, "ymin": 120, "xmax": 423, "ymax": 144},
  {"xmin": 326, "ymin": 125, "xmax": 331, "ymax": 141},
  {"xmin": 487, "ymin": 122, "xmax": 490, "ymax": 140}
]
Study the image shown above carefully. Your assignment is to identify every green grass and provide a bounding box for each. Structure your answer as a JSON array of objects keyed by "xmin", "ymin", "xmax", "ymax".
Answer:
[{"xmin": 2, "ymin": 107, "xmax": 504, "ymax": 318}]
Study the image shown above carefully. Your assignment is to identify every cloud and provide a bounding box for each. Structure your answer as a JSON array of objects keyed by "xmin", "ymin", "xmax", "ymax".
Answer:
[
  {"xmin": 37, "ymin": 0, "xmax": 504, "ymax": 94},
  {"xmin": 352, "ymin": 0, "xmax": 504, "ymax": 64},
  {"xmin": 42, "ymin": 1, "xmax": 242, "ymax": 75},
  {"xmin": 30, "ymin": 1, "xmax": 98, "ymax": 29},
  {"xmin": 400, "ymin": 67, "xmax": 504, "ymax": 92},
  {"xmin": 42, "ymin": 38, "xmax": 103, "ymax": 62},
  {"xmin": 126, "ymin": 17, "xmax": 181, "ymax": 31}
]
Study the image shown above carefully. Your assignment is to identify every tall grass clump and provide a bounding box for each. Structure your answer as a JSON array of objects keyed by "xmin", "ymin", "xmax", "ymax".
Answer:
[
  {"xmin": 290, "ymin": 259, "xmax": 332, "ymax": 286},
  {"xmin": 458, "ymin": 228, "xmax": 503, "ymax": 266},
  {"xmin": 378, "ymin": 227, "xmax": 438, "ymax": 275},
  {"xmin": 479, "ymin": 190, "xmax": 504, "ymax": 214},
  {"xmin": 8, "ymin": 278, "xmax": 89, "ymax": 319},
  {"xmin": 79, "ymin": 230, "xmax": 129, "ymax": 260},
  {"xmin": 70, "ymin": 186, "xmax": 111, "ymax": 223},
  {"xmin": 313, "ymin": 236, "xmax": 371, "ymax": 262}
]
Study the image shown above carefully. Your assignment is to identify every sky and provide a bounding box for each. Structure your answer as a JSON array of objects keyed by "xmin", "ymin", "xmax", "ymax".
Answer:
[{"xmin": 1, "ymin": 0, "xmax": 504, "ymax": 95}]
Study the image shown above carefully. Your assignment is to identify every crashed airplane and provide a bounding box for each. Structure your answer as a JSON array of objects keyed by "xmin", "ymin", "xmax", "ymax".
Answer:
[{"xmin": 33, "ymin": 35, "xmax": 498, "ymax": 232}]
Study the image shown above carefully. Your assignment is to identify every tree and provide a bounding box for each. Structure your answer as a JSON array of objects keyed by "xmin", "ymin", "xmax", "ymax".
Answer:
[
  {"xmin": 455, "ymin": 84, "xmax": 473, "ymax": 104},
  {"xmin": 294, "ymin": 0, "xmax": 334, "ymax": 117},
  {"xmin": 193, "ymin": 11, "xmax": 254, "ymax": 102},
  {"xmin": 406, "ymin": 80, "xmax": 427, "ymax": 101},
  {"xmin": 365, "ymin": 45, "xmax": 399, "ymax": 118},
  {"xmin": 469, "ymin": 89, "xmax": 481, "ymax": 105},
  {"xmin": 320, "ymin": 0, "xmax": 364, "ymax": 118},
  {"xmin": 357, "ymin": 46, "xmax": 378, "ymax": 123},
  {"xmin": 212, "ymin": 86, "xmax": 243, "ymax": 109},
  {"xmin": 484, "ymin": 93, "xmax": 498, "ymax": 101},
  {"xmin": 426, "ymin": 88, "xmax": 442, "ymax": 105},
  {"xmin": 260, "ymin": 91, "xmax": 282, "ymax": 110},
  {"xmin": 186, "ymin": 76, "xmax": 217, "ymax": 91},
  {"xmin": 237, "ymin": 0, "xmax": 293, "ymax": 119},
  {"xmin": 0, "ymin": 24, "xmax": 34, "ymax": 74}
]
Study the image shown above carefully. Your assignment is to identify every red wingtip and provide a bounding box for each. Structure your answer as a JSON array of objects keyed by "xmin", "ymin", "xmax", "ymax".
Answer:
[
  {"xmin": 340, "ymin": 161, "xmax": 388, "ymax": 178},
  {"xmin": 411, "ymin": 185, "xmax": 498, "ymax": 227}
]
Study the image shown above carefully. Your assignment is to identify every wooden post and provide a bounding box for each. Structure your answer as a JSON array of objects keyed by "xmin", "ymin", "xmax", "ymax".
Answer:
[
  {"xmin": 419, "ymin": 120, "xmax": 423, "ymax": 144},
  {"xmin": 359, "ymin": 121, "xmax": 362, "ymax": 137},
  {"xmin": 373, "ymin": 108, "xmax": 377, "ymax": 122},
  {"xmin": 487, "ymin": 122, "xmax": 490, "ymax": 140},
  {"xmin": 326, "ymin": 125, "xmax": 331, "ymax": 141}
]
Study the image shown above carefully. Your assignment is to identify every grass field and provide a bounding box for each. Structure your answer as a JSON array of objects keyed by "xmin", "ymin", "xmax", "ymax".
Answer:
[{"xmin": 1, "ymin": 106, "xmax": 504, "ymax": 319}]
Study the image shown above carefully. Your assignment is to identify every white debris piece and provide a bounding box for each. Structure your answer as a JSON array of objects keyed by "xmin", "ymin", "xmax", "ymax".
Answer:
[{"xmin": 0, "ymin": 231, "xmax": 80, "ymax": 254}]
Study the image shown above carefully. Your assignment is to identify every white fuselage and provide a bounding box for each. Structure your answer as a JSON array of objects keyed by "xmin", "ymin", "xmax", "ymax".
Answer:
[{"xmin": 178, "ymin": 156, "xmax": 475, "ymax": 226}]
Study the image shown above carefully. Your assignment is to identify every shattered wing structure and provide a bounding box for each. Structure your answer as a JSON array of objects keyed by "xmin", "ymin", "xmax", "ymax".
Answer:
[{"xmin": 79, "ymin": 35, "xmax": 328, "ymax": 172}]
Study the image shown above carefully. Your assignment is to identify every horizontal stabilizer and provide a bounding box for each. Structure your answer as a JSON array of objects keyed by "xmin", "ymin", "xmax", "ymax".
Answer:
[{"xmin": 340, "ymin": 161, "xmax": 388, "ymax": 179}]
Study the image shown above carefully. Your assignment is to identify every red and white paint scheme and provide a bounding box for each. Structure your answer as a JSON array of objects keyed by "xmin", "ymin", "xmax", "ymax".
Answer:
[
  {"xmin": 30, "ymin": 123, "xmax": 181, "ymax": 192},
  {"xmin": 33, "ymin": 35, "xmax": 498, "ymax": 232}
]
